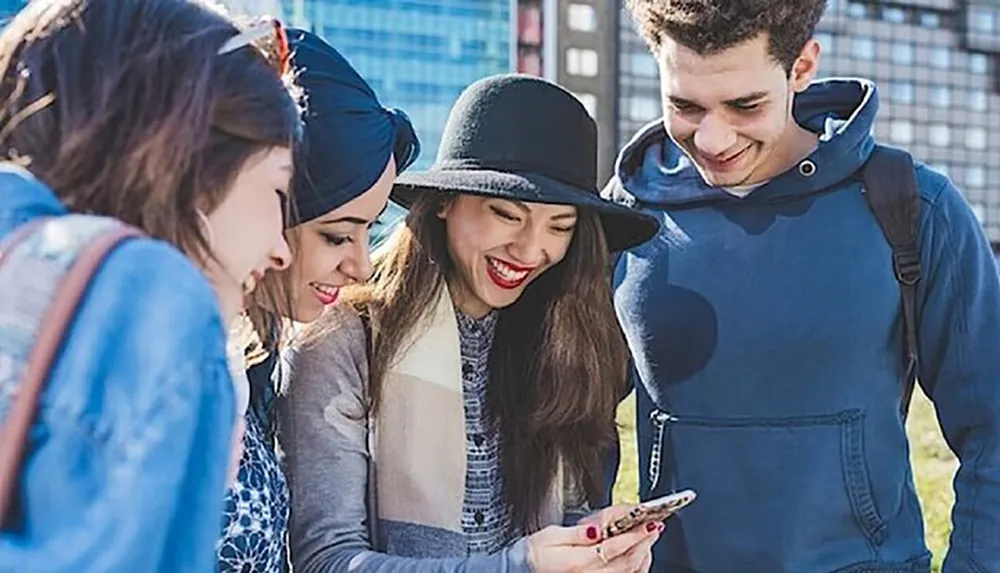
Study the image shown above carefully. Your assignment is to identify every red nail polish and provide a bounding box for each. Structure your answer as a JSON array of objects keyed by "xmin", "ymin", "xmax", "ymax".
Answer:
[
  {"xmin": 646, "ymin": 521, "xmax": 658, "ymax": 532},
  {"xmin": 586, "ymin": 525, "xmax": 599, "ymax": 540}
]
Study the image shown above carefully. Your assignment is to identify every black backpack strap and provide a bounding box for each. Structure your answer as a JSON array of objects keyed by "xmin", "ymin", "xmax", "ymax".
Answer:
[{"xmin": 860, "ymin": 145, "xmax": 922, "ymax": 420}]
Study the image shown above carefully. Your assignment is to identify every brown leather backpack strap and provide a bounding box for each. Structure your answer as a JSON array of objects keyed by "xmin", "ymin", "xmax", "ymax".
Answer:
[{"xmin": 0, "ymin": 223, "xmax": 141, "ymax": 528}]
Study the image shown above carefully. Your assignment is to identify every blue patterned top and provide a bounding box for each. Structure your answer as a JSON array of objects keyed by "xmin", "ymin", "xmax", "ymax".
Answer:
[
  {"xmin": 217, "ymin": 356, "xmax": 289, "ymax": 572},
  {"xmin": 455, "ymin": 309, "xmax": 520, "ymax": 554}
]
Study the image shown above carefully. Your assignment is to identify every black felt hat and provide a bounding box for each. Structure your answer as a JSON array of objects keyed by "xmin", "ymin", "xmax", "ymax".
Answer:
[{"xmin": 391, "ymin": 74, "xmax": 658, "ymax": 251}]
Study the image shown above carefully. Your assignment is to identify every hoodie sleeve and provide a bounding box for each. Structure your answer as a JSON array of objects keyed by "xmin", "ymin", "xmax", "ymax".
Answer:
[{"xmin": 913, "ymin": 172, "xmax": 1000, "ymax": 573}]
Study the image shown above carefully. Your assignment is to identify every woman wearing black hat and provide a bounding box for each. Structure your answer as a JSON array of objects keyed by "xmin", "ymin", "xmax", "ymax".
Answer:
[
  {"xmin": 279, "ymin": 74, "xmax": 661, "ymax": 572},
  {"xmin": 216, "ymin": 30, "xmax": 419, "ymax": 573}
]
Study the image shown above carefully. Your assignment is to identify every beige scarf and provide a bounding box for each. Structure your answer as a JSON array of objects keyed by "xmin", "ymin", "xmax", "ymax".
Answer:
[{"xmin": 369, "ymin": 283, "xmax": 565, "ymax": 535}]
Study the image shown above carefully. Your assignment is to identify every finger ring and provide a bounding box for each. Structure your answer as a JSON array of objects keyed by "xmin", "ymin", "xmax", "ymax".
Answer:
[{"xmin": 595, "ymin": 543, "xmax": 609, "ymax": 565}]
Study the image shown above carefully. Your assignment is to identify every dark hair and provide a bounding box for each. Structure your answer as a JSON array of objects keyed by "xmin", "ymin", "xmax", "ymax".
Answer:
[
  {"xmin": 244, "ymin": 29, "xmax": 421, "ymax": 355},
  {"xmin": 317, "ymin": 193, "xmax": 629, "ymax": 532},
  {"xmin": 0, "ymin": 0, "xmax": 301, "ymax": 259},
  {"xmin": 626, "ymin": 0, "xmax": 827, "ymax": 72}
]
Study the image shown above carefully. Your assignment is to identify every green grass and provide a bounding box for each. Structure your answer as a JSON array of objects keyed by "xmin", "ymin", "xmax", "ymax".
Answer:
[{"xmin": 612, "ymin": 388, "xmax": 957, "ymax": 572}]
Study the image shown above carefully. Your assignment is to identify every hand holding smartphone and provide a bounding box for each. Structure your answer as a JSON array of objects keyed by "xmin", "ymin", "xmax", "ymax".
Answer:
[{"xmin": 603, "ymin": 489, "xmax": 697, "ymax": 538}]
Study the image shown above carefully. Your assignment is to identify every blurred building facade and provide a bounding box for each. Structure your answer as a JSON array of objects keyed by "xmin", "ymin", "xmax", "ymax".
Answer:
[
  {"xmin": 2, "ymin": 0, "xmax": 997, "ymax": 243},
  {"xmin": 613, "ymin": 0, "xmax": 1000, "ymax": 241}
]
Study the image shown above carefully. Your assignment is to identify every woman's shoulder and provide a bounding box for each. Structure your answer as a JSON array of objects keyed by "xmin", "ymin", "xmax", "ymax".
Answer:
[
  {"xmin": 44, "ymin": 232, "xmax": 232, "ymax": 436},
  {"xmin": 280, "ymin": 303, "xmax": 371, "ymax": 409},
  {"xmin": 101, "ymin": 237, "xmax": 225, "ymax": 337},
  {"xmin": 79, "ymin": 236, "xmax": 229, "ymax": 377},
  {"xmin": 285, "ymin": 303, "xmax": 369, "ymax": 375},
  {"xmin": 293, "ymin": 303, "xmax": 367, "ymax": 352}
]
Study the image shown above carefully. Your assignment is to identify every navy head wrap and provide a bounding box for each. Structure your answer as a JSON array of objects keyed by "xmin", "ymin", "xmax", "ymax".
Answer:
[{"xmin": 287, "ymin": 29, "xmax": 420, "ymax": 226}]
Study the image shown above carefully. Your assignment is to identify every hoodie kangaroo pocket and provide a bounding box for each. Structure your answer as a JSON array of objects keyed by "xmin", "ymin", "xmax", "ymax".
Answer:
[{"xmin": 648, "ymin": 408, "xmax": 887, "ymax": 570}]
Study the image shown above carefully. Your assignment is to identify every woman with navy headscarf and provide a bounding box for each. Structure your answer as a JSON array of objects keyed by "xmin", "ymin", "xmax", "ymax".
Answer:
[{"xmin": 216, "ymin": 29, "xmax": 419, "ymax": 573}]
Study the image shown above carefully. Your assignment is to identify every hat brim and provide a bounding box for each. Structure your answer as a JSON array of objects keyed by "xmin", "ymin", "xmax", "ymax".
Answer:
[{"xmin": 391, "ymin": 168, "xmax": 658, "ymax": 252}]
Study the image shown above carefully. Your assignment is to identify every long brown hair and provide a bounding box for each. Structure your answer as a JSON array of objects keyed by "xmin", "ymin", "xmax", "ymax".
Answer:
[
  {"xmin": 321, "ymin": 192, "xmax": 629, "ymax": 531},
  {"xmin": 0, "ymin": 0, "xmax": 300, "ymax": 261}
]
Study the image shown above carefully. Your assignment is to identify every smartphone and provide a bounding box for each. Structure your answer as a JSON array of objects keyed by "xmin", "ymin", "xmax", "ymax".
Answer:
[{"xmin": 603, "ymin": 489, "xmax": 697, "ymax": 538}]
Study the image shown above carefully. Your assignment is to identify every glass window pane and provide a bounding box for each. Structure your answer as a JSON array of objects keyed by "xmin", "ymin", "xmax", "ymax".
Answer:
[
  {"xmin": 566, "ymin": 47, "xmax": 598, "ymax": 76},
  {"xmin": 890, "ymin": 120, "xmax": 913, "ymax": 144},
  {"xmin": 568, "ymin": 3, "xmax": 597, "ymax": 32},
  {"xmin": 969, "ymin": 90, "xmax": 989, "ymax": 111},
  {"xmin": 815, "ymin": 33, "xmax": 834, "ymax": 55},
  {"xmin": 929, "ymin": 86, "xmax": 951, "ymax": 108},
  {"xmin": 887, "ymin": 81, "xmax": 914, "ymax": 104},
  {"xmin": 848, "ymin": 2, "xmax": 868, "ymax": 19},
  {"xmin": 970, "ymin": 6, "xmax": 996, "ymax": 33},
  {"xmin": 630, "ymin": 52, "xmax": 658, "ymax": 77},
  {"xmin": 967, "ymin": 166, "xmax": 987, "ymax": 188},
  {"xmin": 930, "ymin": 48, "xmax": 950, "ymax": 69},
  {"xmin": 929, "ymin": 124, "xmax": 950, "ymax": 147},
  {"xmin": 966, "ymin": 127, "xmax": 988, "ymax": 150},
  {"xmin": 970, "ymin": 53, "xmax": 989, "ymax": 74},
  {"xmin": 852, "ymin": 38, "xmax": 875, "ymax": 60},
  {"xmin": 892, "ymin": 42, "xmax": 914, "ymax": 65},
  {"xmin": 628, "ymin": 97, "xmax": 660, "ymax": 121},
  {"xmin": 883, "ymin": 7, "xmax": 906, "ymax": 23},
  {"xmin": 919, "ymin": 11, "xmax": 941, "ymax": 28}
]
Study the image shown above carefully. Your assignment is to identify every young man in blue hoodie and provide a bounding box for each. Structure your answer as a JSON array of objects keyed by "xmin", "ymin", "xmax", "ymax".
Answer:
[{"xmin": 603, "ymin": 1, "xmax": 1000, "ymax": 572}]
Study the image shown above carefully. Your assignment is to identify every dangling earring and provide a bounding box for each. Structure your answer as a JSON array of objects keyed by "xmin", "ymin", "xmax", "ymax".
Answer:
[{"xmin": 196, "ymin": 209, "xmax": 215, "ymax": 249}]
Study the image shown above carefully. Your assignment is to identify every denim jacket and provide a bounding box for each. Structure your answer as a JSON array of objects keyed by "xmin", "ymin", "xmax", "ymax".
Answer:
[{"xmin": 0, "ymin": 165, "xmax": 235, "ymax": 572}]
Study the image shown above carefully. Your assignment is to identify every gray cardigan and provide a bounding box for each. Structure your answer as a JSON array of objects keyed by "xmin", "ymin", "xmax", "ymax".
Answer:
[{"xmin": 277, "ymin": 309, "xmax": 534, "ymax": 572}]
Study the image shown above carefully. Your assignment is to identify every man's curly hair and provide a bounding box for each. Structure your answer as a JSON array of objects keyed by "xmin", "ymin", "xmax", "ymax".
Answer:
[{"xmin": 626, "ymin": 0, "xmax": 827, "ymax": 72}]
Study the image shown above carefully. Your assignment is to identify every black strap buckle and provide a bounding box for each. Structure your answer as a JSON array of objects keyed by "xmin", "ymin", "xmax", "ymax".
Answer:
[{"xmin": 892, "ymin": 244, "xmax": 921, "ymax": 286}]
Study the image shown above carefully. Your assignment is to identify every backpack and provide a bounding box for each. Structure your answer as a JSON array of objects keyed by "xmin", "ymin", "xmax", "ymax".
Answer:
[
  {"xmin": 0, "ymin": 215, "xmax": 141, "ymax": 529},
  {"xmin": 860, "ymin": 145, "xmax": 921, "ymax": 421}
]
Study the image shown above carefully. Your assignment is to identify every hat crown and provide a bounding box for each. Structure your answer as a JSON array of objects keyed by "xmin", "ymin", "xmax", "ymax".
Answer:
[{"xmin": 432, "ymin": 74, "xmax": 599, "ymax": 192}]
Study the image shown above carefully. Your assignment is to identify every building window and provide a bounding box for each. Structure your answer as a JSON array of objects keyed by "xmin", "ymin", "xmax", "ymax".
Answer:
[
  {"xmin": 815, "ymin": 33, "xmax": 834, "ymax": 54},
  {"xmin": 518, "ymin": 51, "xmax": 542, "ymax": 76},
  {"xmin": 891, "ymin": 42, "xmax": 914, "ymax": 65},
  {"xmin": 882, "ymin": 6, "xmax": 906, "ymax": 23},
  {"xmin": 848, "ymin": 2, "xmax": 868, "ymax": 19},
  {"xmin": 567, "ymin": 3, "xmax": 597, "ymax": 32},
  {"xmin": 970, "ymin": 6, "xmax": 997, "ymax": 33},
  {"xmin": 966, "ymin": 127, "xmax": 988, "ymax": 150},
  {"xmin": 517, "ymin": 4, "xmax": 542, "ymax": 45},
  {"xmin": 967, "ymin": 166, "xmax": 987, "ymax": 188},
  {"xmin": 852, "ymin": 38, "xmax": 875, "ymax": 60},
  {"xmin": 970, "ymin": 53, "xmax": 989, "ymax": 74},
  {"xmin": 969, "ymin": 90, "xmax": 989, "ymax": 111},
  {"xmin": 628, "ymin": 97, "xmax": 660, "ymax": 121},
  {"xmin": 888, "ymin": 81, "xmax": 914, "ymax": 104},
  {"xmin": 574, "ymin": 92, "xmax": 598, "ymax": 118},
  {"xmin": 929, "ymin": 124, "xmax": 950, "ymax": 147},
  {"xmin": 929, "ymin": 48, "xmax": 950, "ymax": 69},
  {"xmin": 889, "ymin": 120, "xmax": 913, "ymax": 144},
  {"xmin": 566, "ymin": 48, "xmax": 599, "ymax": 76},
  {"xmin": 629, "ymin": 52, "xmax": 658, "ymax": 77},
  {"xmin": 919, "ymin": 11, "xmax": 941, "ymax": 28},
  {"xmin": 929, "ymin": 86, "xmax": 951, "ymax": 108}
]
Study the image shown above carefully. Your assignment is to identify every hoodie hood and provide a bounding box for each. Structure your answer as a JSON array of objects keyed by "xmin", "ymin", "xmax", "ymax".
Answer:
[{"xmin": 604, "ymin": 78, "xmax": 878, "ymax": 208}]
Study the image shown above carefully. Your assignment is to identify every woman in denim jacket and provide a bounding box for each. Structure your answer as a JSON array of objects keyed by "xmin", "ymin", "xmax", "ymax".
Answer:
[
  {"xmin": 0, "ymin": 0, "xmax": 300, "ymax": 570},
  {"xmin": 217, "ymin": 30, "xmax": 419, "ymax": 573}
]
